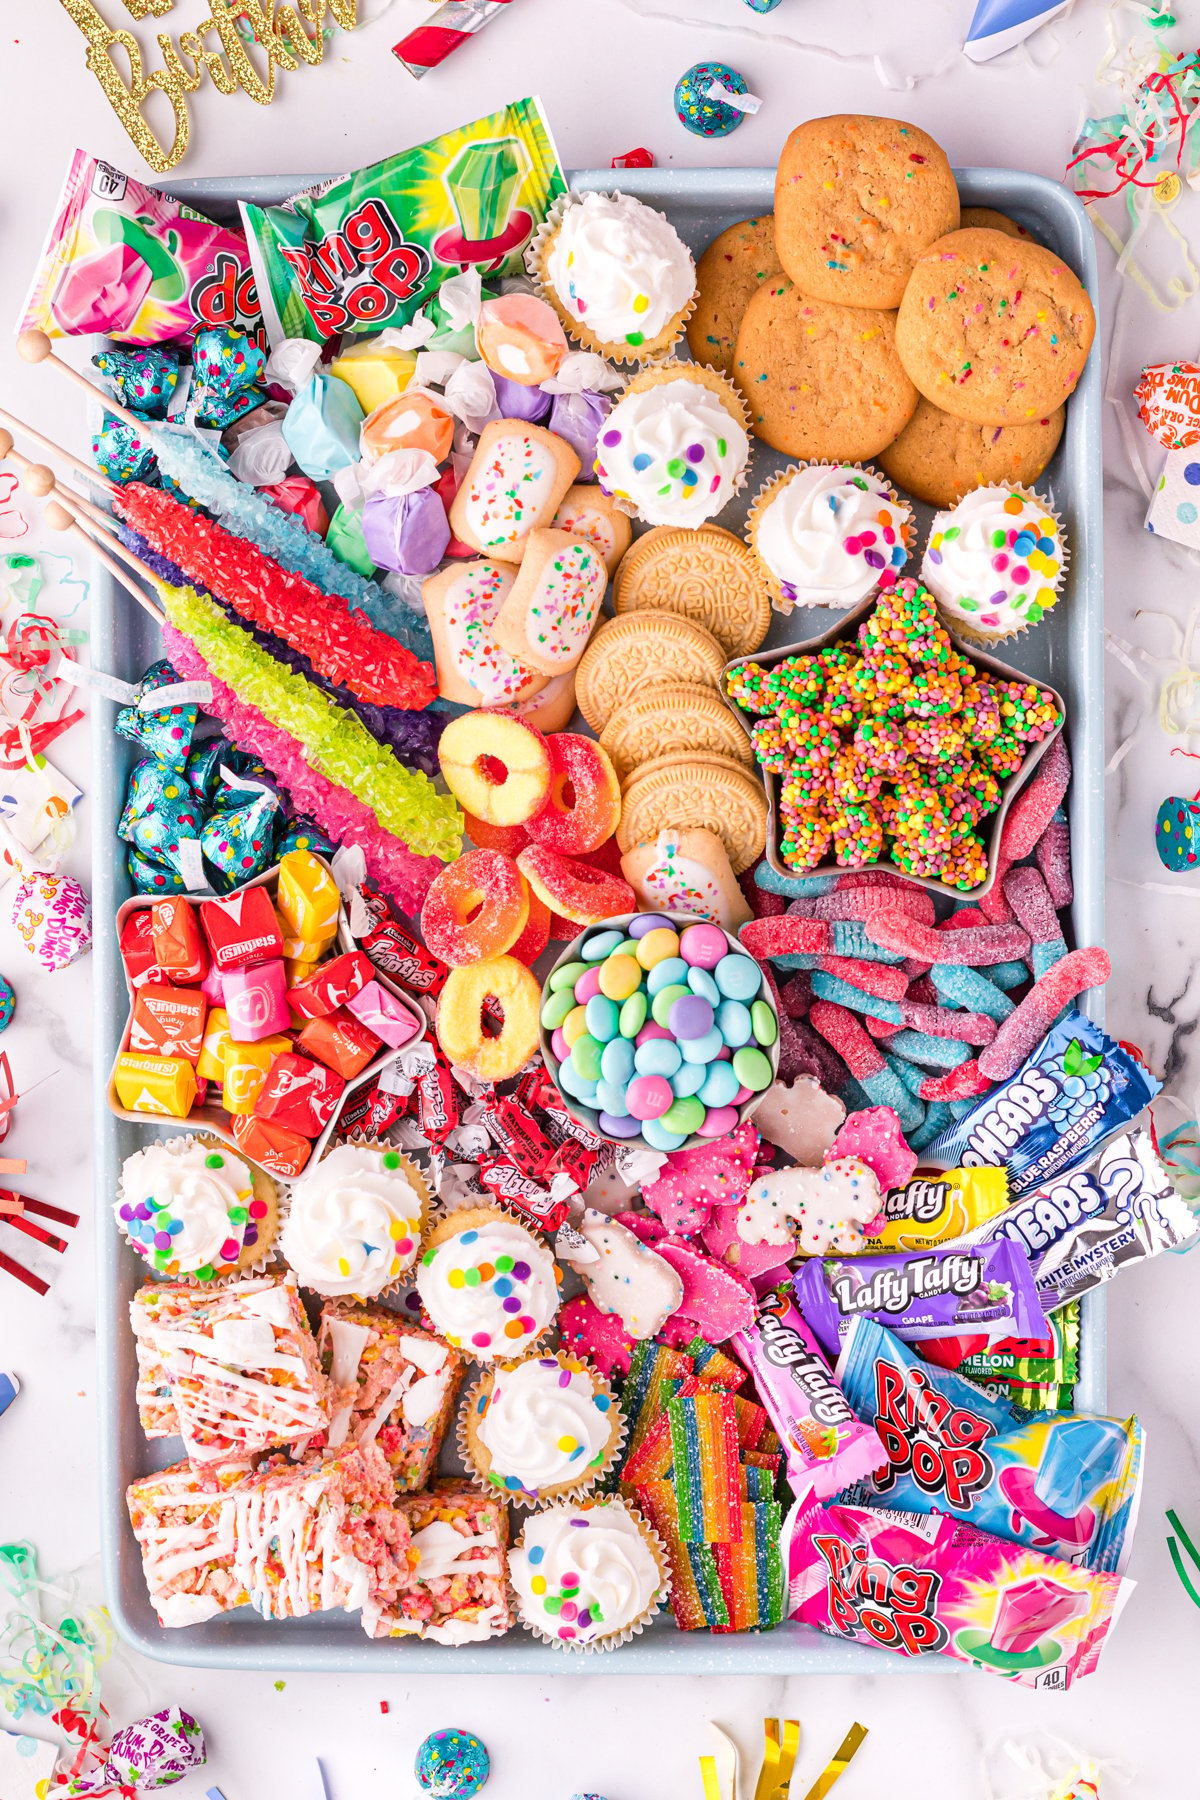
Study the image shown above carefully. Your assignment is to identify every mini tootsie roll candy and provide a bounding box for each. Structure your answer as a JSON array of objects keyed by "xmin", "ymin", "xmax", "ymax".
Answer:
[
  {"xmin": 834, "ymin": 1318, "xmax": 1143, "ymax": 1573},
  {"xmin": 730, "ymin": 1287, "xmax": 887, "ymax": 1501},
  {"xmin": 794, "ymin": 1239, "xmax": 1048, "ymax": 1360},
  {"xmin": 924, "ymin": 1011, "xmax": 1160, "ymax": 1196},
  {"xmin": 960, "ymin": 1127, "xmax": 1195, "ymax": 1310},
  {"xmin": 869, "ymin": 1165, "xmax": 1010, "ymax": 1251},
  {"xmin": 782, "ymin": 1494, "xmax": 1132, "ymax": 1687}
]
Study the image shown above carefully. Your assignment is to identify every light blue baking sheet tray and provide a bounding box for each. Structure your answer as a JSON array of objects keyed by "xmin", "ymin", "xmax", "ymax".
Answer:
[{"xmin": 92, "ymin": 164, "xmax": 1105, "ymax": 1671}]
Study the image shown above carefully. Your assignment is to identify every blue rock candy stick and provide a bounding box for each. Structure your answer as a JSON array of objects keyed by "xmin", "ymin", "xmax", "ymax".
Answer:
[{"xmin": 931, "ymin": 963, "xmax": 1016, "ymax": 1023}]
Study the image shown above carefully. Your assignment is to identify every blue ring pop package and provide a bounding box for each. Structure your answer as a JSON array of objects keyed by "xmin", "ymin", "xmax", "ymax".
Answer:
[
  {"xmin": 835, "ymin": 1318, "xmax": 1143, "ymax": 1574},
  {"xmin": 924, "ymin": 1011, "xmax": 1161, "ymax": 1197}
]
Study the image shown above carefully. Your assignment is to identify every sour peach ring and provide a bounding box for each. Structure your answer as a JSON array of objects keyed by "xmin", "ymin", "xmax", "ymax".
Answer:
[
  {"xmin": 525, "ymin": 733, "xmax": 622, "ymax": 856},
  {"xmin": 436, "ymin": 954, "xmax": 542, "ymax": 1082},
  {"xmin": 420, "ymin": 848, "xmax": 529, "ymax": 967},
  {"xmin": 516, "ymin": 843, "xmax": 636, "ymax": 925},
  {"xmin": 439, "ymin": 711, "xmax": 551, "ymax": 826}
]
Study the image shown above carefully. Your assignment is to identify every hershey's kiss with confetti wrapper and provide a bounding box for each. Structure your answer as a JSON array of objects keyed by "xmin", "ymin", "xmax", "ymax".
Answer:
[
  {"xmin": 65, "ymin": 1707, "xmax": 206, "ymax": 1796},
  {"xmin": 190, "ymin": 328, "xmax": 267, "ymax": 432},
  {"xmin": 115, "ymin": 661, "xmax": 202, "ymax": 774},
  {"xmin": 12, "ymin": 872, "xmax": 92, "ymax": 971},
  {"xmin": 0, "ymin": 978, "xmax": 16, "ymax": 1033},
  {"xmin": 1136, "ymin": 360, "xmax": 1200, "ymax": 450},
  {"xmin": 92, "ymin": 346, "xmax": 180, "ymax": 421},
  {"xmin": 94, "ymin": 414, "xmax": 157, "ymax": 486}
]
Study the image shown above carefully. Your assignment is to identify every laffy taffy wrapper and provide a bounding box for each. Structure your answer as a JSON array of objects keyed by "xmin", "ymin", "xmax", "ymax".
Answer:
[
  {"xmin": 240, "ymin": 100, "xmax": 566, "ymax": 345},
  {"xmin": 276, "ymin": 849, "xmax": 340, "ymax": 951},
  {"xmin": 730, "ymin": 1288, "xmax": 886, "ymax": 1502},
  {"xmin": 783, "ymin": 1494, "xmax": 1132, "ymax": 1688},
  {"xmin": 834, "ymin": 1317, "xmax": 1143, "ymax": 1573},
  {"xmin": 21, "ymin": 150, "xmax": 262, "ymax": 346},
  {"xmin": 869, "ymin": 1166, "xmax": 1011, "ymax": 1252}
]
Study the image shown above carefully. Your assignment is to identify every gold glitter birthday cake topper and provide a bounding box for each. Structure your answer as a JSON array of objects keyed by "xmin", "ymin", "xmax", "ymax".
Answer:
[{"xmin": 56, "ymin": 0, "xmax": 361, "ymax": 174}]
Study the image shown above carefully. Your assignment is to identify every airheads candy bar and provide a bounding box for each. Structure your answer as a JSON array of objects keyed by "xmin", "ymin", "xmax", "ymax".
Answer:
[
  {"xmin": 240, "ymin": 99, "xmax": 566, "ymax": 345},
  {"xmin": 868, "ymin": 1166, "xmax": 1010, "ymax": 1252},
  {"xmin": 20, "ymin": 151, "xmax": 262, "ymax": 347},
  {"xmin": 960, "ymin": 1128, "xmax": 1195, "ymax": 1311},
  {"xmin": 730, "ymin": 1289, "xmax": 886, "ymax": 1502},
  {"xmin": 794, "ymin": 1239, "xmax": 1048, "ymax": 1359},
  {"xmin": 924, "ymin": 1011, "xmax": 1160, "ymax": 1196},
  {"xmin": 783, "ymin": 1495, "xmax": 1132, "ymax": 1687},
  {"xmin": 835, "ymin": 1318, "xmax": 1143, "ymax": 1573}
]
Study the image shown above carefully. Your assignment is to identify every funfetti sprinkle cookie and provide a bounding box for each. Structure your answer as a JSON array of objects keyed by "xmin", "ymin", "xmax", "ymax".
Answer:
[
  {"xmin": 774, "ymin": 114, "xmax": 960, "ymax": 310},
  {"xmin": 749, "ymin": 1076, "xmax": 846, "ymax": 1166},
  {"xmin": 878, "ymin": 396, "xmax": 1065, "ymax": 509},
  {"xmin": 895, "ymin": 228, "xmax": 1096, "ymax": 425},
  {"xmin": 491, "ymin": 528, "xmax": 608, "ymax": 676},
  {"xmin": 449, "ymin": 420, "xmax": 580, "ymax": 563},
  {"xmin": 557, "ymin": 1207, "xmax": 683, "ymax": 1339},
  {"xmin": 958, "ymin": 206, "xmax": 1035, "ymax": 240},
  {"xmin": 551, "ymin": 483, "xmax": 634, "ymax": 576},
  {"xmin": 686, "ymin": 215, "xmax": 782, "ymax": 379},
  {"xmin": 423, "ymin": 558, "xmax": 545, "ymax": 707},
  {"xmin": 620, "ymin": 827, "xmax": 752, "ymax": 933},
  {"xmin": 737, "ymin": 1156, "xmax": 883, "ymax": 1255}
]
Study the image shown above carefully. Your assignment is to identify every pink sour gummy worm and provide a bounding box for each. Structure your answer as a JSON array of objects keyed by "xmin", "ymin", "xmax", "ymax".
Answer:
[{"xmin": 977, "ymin": 946, "xmax": 1113, "ymax": 1082}]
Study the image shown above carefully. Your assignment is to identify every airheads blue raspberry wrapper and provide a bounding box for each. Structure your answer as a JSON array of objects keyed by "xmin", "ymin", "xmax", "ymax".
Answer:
[
  {"xmin": 834, "ymin": 1318, "xmax": 1143, "ymax": 1574},
  {"xmin": 924, "ymin": 1011, "xmax": 1161, "ymax": 1197},
  {"xmin": 794, "ymin": 1239, "xmax": 1048, "ymax": 1360},
  {"xmin": 960, "ymin": 1128, "xmax": 1195, "ymax": 1310}
]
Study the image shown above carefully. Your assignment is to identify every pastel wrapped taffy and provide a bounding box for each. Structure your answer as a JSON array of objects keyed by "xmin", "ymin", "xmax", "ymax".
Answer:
[
  {"xmin": 870, "ymin": 1166, "xmax": 1010, "ymax": 1250},
  {"xmin": 925, "ymin": 1011, "xmax": 1159, "ymax": 1193},
  {"xmin": 731, "ymin": 1288, "xmax": 886, "ymax": 1501},
  {"xmin": 114, "ymin": 1052, "xmax": 197, "ymax": 1118},
  {"xmin": 784, "ymin": 1493, "xmax": 1131, "ymax": 1686},
  {"xmin": 835, "ymin": 1317, "xmax": 1142, "ymax": 1572},
  {"xmin": 277, "ymin": 849, "xmax": 341, "ymax": 949},
  {"xmin": 330, "ymin": 341, "xmax": 418, "ymax": 414},
  {"xmin": 794, "ymin": 1238, "xmax": 1048, "ymax": 1359}
]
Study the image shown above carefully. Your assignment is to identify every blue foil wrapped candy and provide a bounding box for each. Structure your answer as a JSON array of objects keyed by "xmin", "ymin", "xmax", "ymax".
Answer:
[
  {"xmin": 94, "ymin": 412, "xmax": 158, "ymax": 485},
  {"xmin": 115, "ymin": 659, "xmax": 200, "ymax": 772},
  {"xmin": 92, "ymin": 346, "xmax": 180, "ymax": 420},
  {"xmin": 191, "ymin": 327, "xmax": 268, "ymax": 431},
  {"xmin": 199, "ymin": 787, "xmax": 280, "ymax": 884},
  {"xmin": 278, "ymin": 816, "xmax": 338, "ymax": 859}
]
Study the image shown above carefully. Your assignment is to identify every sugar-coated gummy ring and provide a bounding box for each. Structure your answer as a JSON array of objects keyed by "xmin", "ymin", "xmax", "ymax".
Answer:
[
  {"xmin": 436, "ymin": 954, "xmax": 542, "ymax": 1082},
  {"xmin": 438, "ymin": 709, "xmax": 551, "ymax": 826},
  {"xmin": 419, "ymin": 848, "xmax": 529, "ymax": 967},
  {"xmin": 517, "ymin": 844, "xmax": 636, "ymax": 924},
  {"xmin": 508, "ymin": 888, "xmax": 551, "ymax": 965},
  {"xmin": 523, "ymin": 733, "xmax": 622, "ymax": 856}
]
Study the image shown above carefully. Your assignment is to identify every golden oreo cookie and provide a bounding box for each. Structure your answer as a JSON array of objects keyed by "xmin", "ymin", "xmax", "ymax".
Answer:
[
  {"xmin": 612, "ymin": 525, "xmax": 771, "ymax": 658},
  {"xmin": 686, "ymin": 216, "xmax": 782, "ymax": 378},
  {"xmin": 774, "ymin": 115, "xmax": 959, "ymax": 309},
  {"xmin": 617, "ymin": 752, "xmax": 768, "ymax": 875},
  {"xmin": 599, "ymin": 682, "xmax": 755, "ymax": 784},
  {"xmin": 896, "ymin": 228, "xmax": 1096, "ymax": 425},
  {"xmin": 575, "ymin": 611, "xmax": 728, "ymax": 733},
  {"xmin": 878, "ymin": 396, "xmax": 1066, "ymax": 508},
  {"xmin": 733, "ymin": 279, "xmax": 917, "ymax": 462}
]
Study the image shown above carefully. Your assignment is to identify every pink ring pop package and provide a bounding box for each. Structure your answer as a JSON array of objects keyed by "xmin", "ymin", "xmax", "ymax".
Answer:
[
  {"xmin": 20, "ymin": 151, "xmax": 263, "ymax": 347},
  {"xmin": 783, "ymin": 1495, "xmax": 1133, "ymax": 1688}
]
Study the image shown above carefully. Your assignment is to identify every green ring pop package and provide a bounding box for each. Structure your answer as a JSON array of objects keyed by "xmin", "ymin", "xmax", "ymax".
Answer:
[{"xmin": 240, "ymin": 99, "xmax": 566, "ymax": 346}]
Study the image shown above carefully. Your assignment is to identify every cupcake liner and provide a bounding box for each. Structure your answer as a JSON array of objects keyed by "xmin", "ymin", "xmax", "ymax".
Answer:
[
  {"xmin": 746, "ymin": 460, "xmax": 915, "ymax": 616},
  {"xmin": 117, "ymin": 1132, "xmax": 280, "ymax": 1287},
  {"xmin": 510, "ymin": 1498, "xmax": 671, "ymax": 1653},
  {"xmin": 419, "ymin": 1205, "xmax": 562, "ymax": 1363},
  {"xmin": 276, "ymin": 1137, "xmax": 431, "ymax": 1304},
  {"xmin": 600, "ymin": 361, "xmax": 753, "ymax": 523},
  {"xmin": 923, "ymin": 484, "xmax": 1068, "ymax": 649},
  {"xmin": 457, "ymin": 1351, "xmax": 626, "ymax": 1508},
  {"xmin": 526, "ymin": 191, "xmax": 697, "ymax": 369}
]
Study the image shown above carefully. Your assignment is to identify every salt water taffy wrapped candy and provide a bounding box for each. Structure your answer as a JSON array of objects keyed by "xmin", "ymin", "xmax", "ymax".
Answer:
[
  {"xmin": 12, "ymin": 871, "xmax": 92, "ymax": 969},
  {"xmin": 783, "ymin": 1494, "xmax": 1132, "ymax": 1687},
  {"xmin": 65, "ymin": 1706, "xmax": 206, "ymax": 1796},
  {"xmin": 835, "ymin": 1318, "xmax": 1143, "ymax": 1572},
  {"xmin": 282, "ymin": 373, "xmax": 365, "ymax": 480}
]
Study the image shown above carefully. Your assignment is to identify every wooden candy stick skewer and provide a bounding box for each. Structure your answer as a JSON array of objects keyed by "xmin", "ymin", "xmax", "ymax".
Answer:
[
  {"xmin": 44, "ymin": 501, "xmax": 166, "ymax": 626},
  {"xmin": 0, "ymin": 433, "xmax": 117, "ymax": 536},
  {"xmin": 17, "ymin": 330, "xmax": 147, "ymax": 437},
  {"xmin": 0, "ymin": 401, "xmax": 118, "ymax": 496}
]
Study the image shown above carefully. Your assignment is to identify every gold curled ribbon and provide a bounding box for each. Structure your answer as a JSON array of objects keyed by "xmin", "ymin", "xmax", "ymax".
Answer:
[
  {"xmin": 797, "ymin": 1724, "xmax": 869, "ymax": 1800},
  {"xmin": 755, "ymin": 1719, "xmax": 801, "ymax": 1800}
]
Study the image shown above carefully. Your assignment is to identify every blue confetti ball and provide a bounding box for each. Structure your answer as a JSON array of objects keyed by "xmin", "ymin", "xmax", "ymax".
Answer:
[
  {"xmin": 415, "ymin": 1729, "xmax": 490, "ymax": 1798},
  {"xmin": 674, "ymin": 60, "xmax": 750, "ymax": 138},
  {"xmin": 0, "ymin": 978, "xmax": 16, "ymax": 1033}
]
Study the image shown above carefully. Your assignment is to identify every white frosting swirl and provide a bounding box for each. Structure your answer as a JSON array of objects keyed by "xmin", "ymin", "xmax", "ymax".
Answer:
[
  {"xmin": 117, "ymin": 1139, "xmax": 256, "ymax": 1276},
  {"xmin": 417, "ymin": 1218, "xmax": 558, "ymax": 1361},
  {"xmin": 755, "ymin": 464, "xmax": 912, "ymax": 608},
  {"xmin": 545, "ymin": 192, "xmax": 695, "ymax": 348},
  {"xmin": 280, "ymin": 1145, "xmax": 425, "ymax": 1298},
  {"xmin": 477, "ymin": 1357, "xmax": 614, "ymax": 1496},
  {"xmin": 594, "ymin": 378, "xmax": 748, "ymax": 528},
  {"xmin": 510, "ymin": 1499, "xmax": 664, "ymax": 1646},
  {"xmin": 921, "ymin": 488, "xmax": 1064, "ymax": 636}
]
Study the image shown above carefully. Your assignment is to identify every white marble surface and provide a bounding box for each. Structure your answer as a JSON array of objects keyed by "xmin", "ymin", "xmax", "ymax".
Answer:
[{"xmin": 1, "ymin": 4, "xmax": 1199, "ymax": 1796}]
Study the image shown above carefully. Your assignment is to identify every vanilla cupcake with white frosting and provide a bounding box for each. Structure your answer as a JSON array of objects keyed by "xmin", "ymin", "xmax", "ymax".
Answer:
[
  {"xmin": 594, "ymin": 363, "xmax": 750, "ymax": 528},
  {"xmin": 509, "ymin": 1496, "xmax": 669, "ymax": 1652},
  {"xmin": 748, "ymin": 461, "xmax": 914, "ymax": 613},
  {"xmin": 416, "ymin": 1207, "xmax": 560, "ymax": 1361},
  {"xmin": 921, "ymin": 485, "xmax": 1066, "ymax": 644},
  {"xmin": 116, "ymin": 1135, "xmax": 277, "ymax": 1283},
  {"xmin": 531, "ymin": 190, "xmax": 696, "ymax": 362},
  {"xmin": 462, "ymin": 1352, "xmax": 624, "ymax": 1504},
  {"xmin": 279, "ymin": 1142, "xmax": 428, "ymax": 1301}
]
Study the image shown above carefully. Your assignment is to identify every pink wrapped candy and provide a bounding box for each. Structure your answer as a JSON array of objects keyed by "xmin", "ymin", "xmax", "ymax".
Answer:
[{"xmin": 12, "ymin": 871, "xmax": 91, "ymax": 970}]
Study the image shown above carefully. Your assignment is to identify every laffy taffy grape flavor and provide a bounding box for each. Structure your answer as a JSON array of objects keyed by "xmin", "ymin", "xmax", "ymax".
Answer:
[{"xmin": 241, "ymin": 100, "xmax": 566, "ymax": 345}]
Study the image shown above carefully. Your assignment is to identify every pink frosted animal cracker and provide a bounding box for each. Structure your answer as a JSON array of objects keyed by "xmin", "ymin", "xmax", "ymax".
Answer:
[
  {"xmin": 558, "ymin": 1293, "xmax": 636, "ymax": 1378},
  {"xmin": 736, "ymin": 1158, "xmax": 883, "ymax": 1256},
  {"xmin": 828, "ymin": 1105, "xmax": 918, "ymax": 1191},
  {"xmin": 654, "ymin": 1236, "xmax": 757, "ymax": 1339},
  {"xmin": 557, "ymin": 1207, "xmax": 683, "ymax": 1340},
  {"xmin": 700, "ymin": 1201, "xmax": 797, "ymax": 1281},
  {"xmin": 750, "ymin": 1077, "xmax": 846, "ymax": 1166},
  {"xmin": 640, "ymin": 1122, "xmax": 761, "ymax": 1236}
]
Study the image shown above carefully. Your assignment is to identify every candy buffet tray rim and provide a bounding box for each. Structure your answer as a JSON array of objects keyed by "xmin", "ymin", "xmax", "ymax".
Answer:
[{"xmin": 92, "ymin": 162, "xmax": 1107, "ymax": 1671}]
